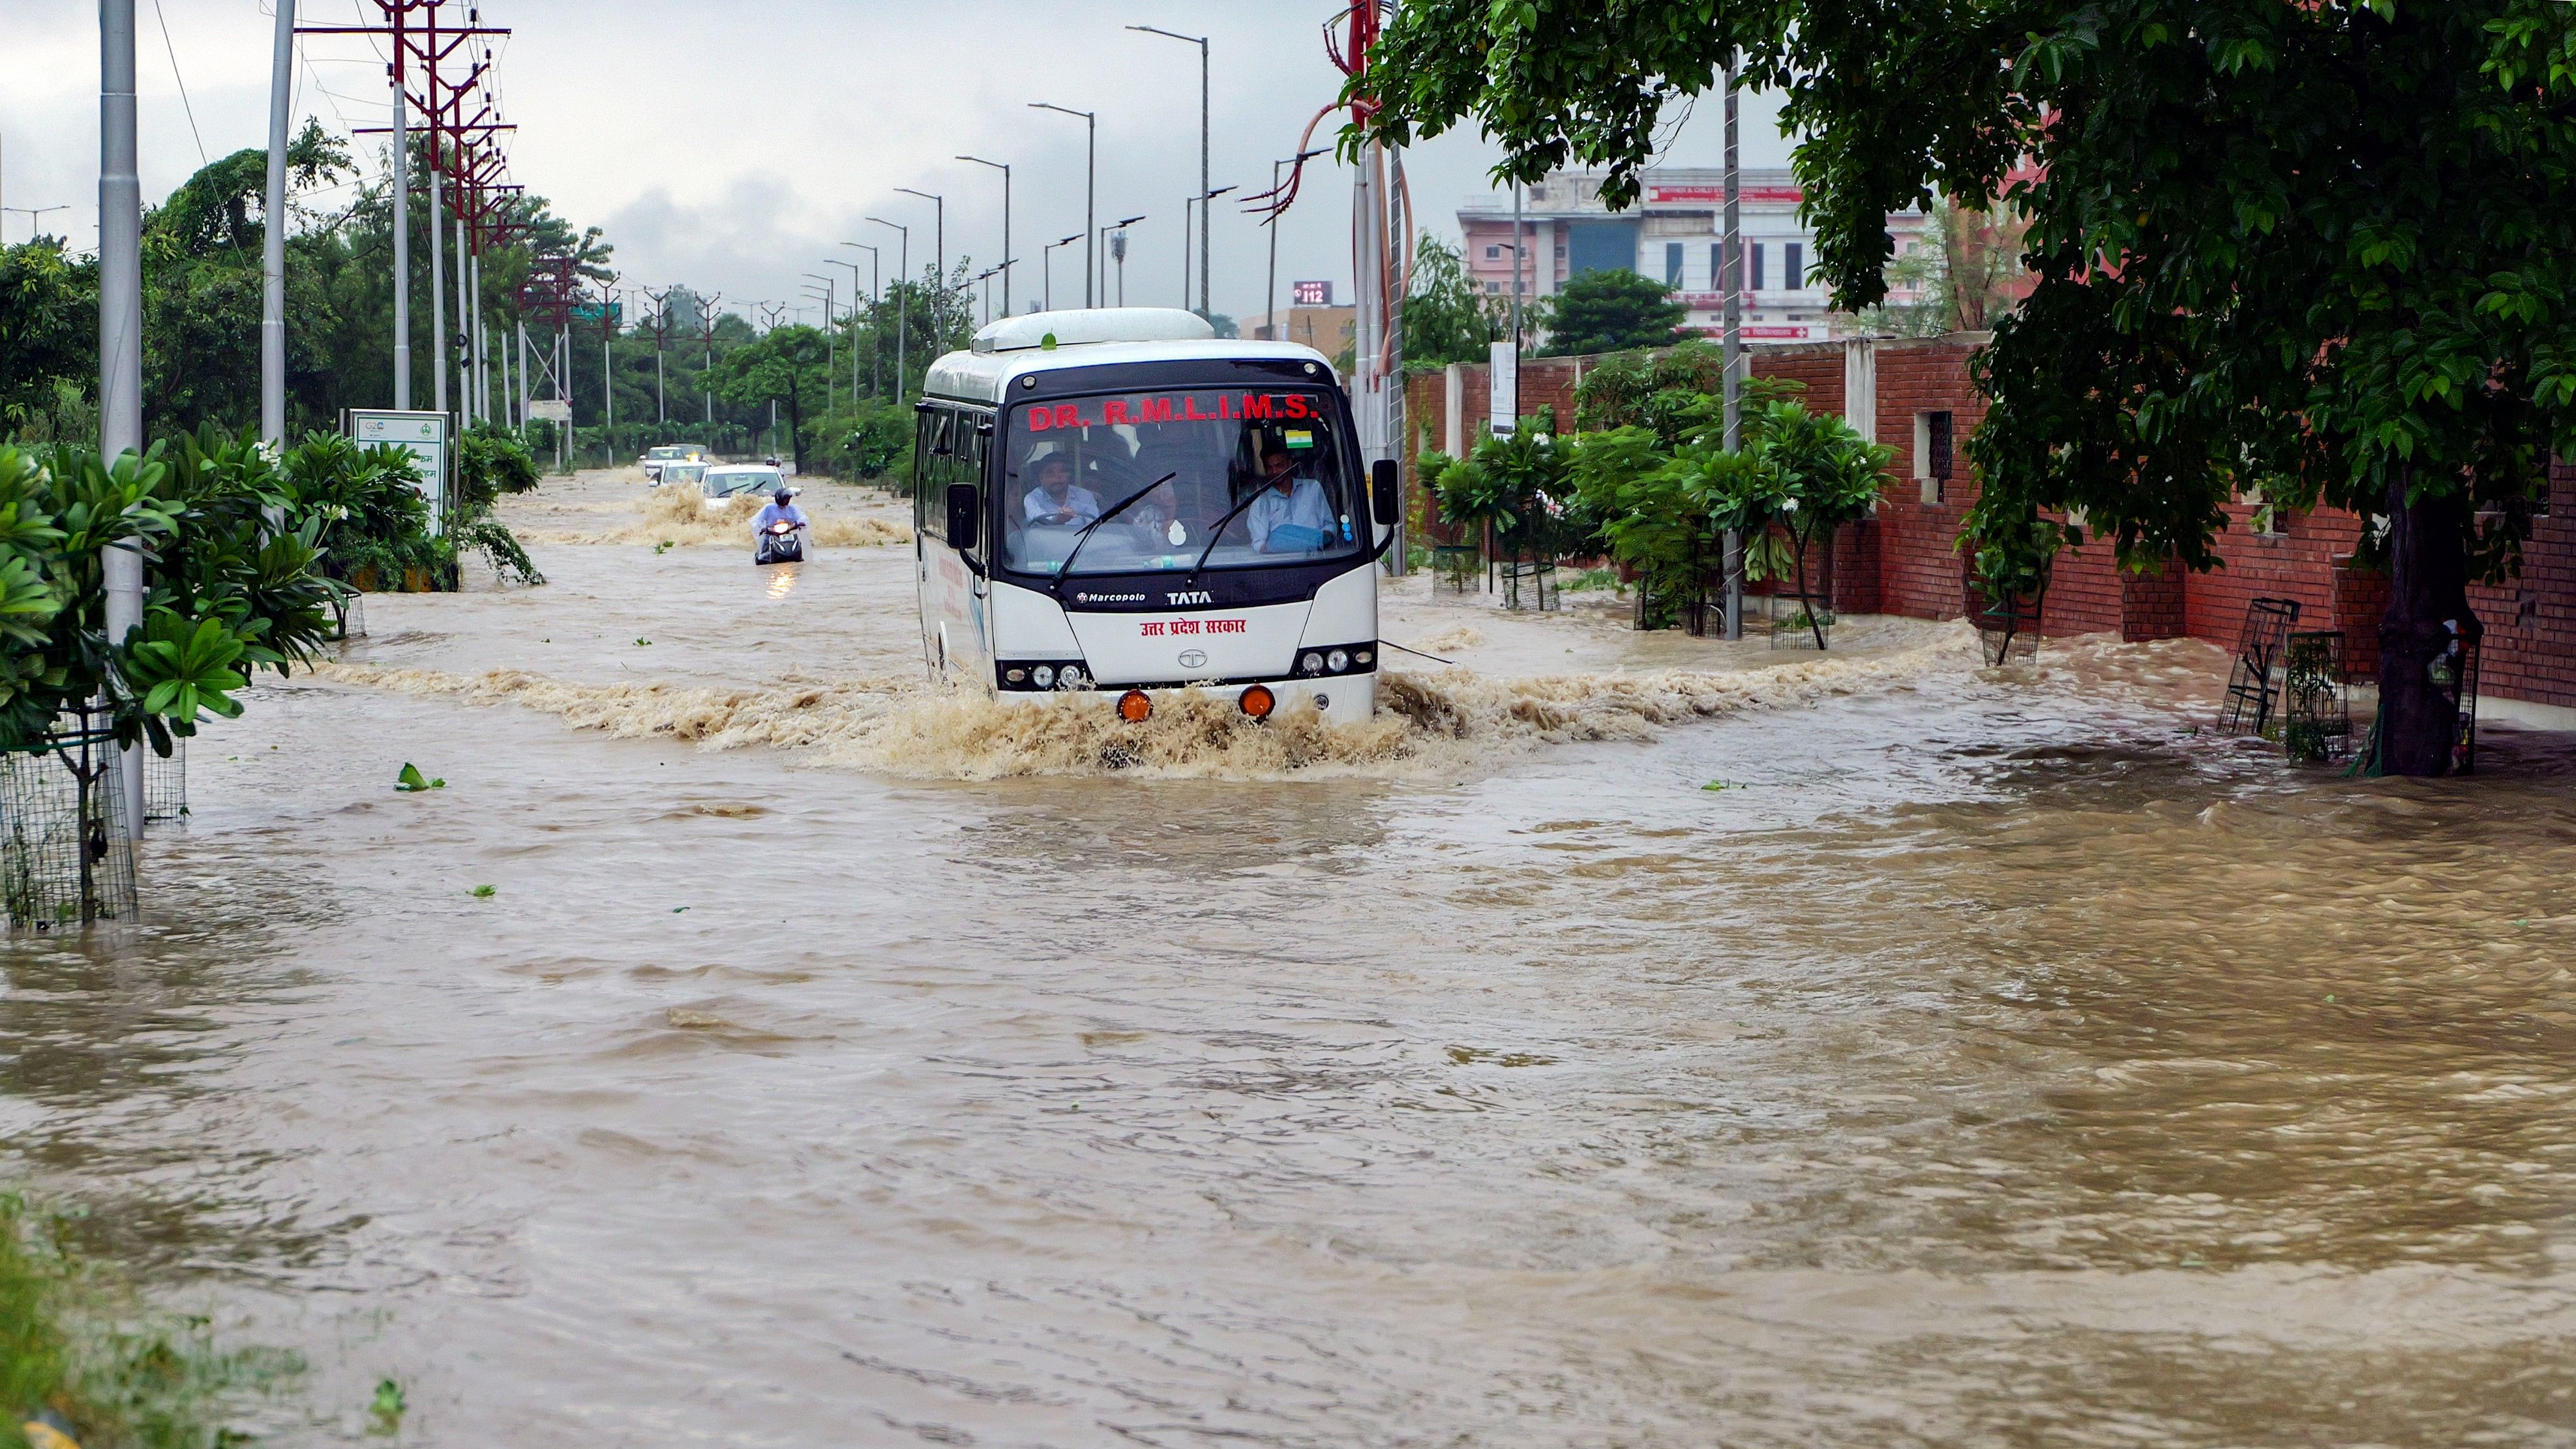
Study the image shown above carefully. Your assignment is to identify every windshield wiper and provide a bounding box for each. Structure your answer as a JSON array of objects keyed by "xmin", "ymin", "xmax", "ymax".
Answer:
[
  {"xmin": 1048, "ymin": 470, "xmax": 1178, "ymax": 597},
  {"xmin": 1190, "ymin": 481, "xmax": 1283, "ymax": 582}
]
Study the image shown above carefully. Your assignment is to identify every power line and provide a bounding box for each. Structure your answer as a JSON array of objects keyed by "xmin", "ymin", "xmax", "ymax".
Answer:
[{"xmin": 150, "ymin": 0, "xmax": 209, "ymax": 167}]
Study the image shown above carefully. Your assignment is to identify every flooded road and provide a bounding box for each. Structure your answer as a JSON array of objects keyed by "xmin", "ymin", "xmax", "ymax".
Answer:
[{"xmin": 5, "ymin": 470, "xmax": 2572, "ymax": 1445}]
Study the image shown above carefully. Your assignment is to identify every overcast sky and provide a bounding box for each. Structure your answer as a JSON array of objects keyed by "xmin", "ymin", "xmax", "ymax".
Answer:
[{"xmin": 0, "ymin": 1, "xmax": 1795, "ymax": 327}]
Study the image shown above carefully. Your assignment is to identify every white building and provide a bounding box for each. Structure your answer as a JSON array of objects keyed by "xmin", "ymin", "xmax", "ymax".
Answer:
[{"xmin": 1456, "ymin": 168, "xmax": 1929, "ymax": 346}]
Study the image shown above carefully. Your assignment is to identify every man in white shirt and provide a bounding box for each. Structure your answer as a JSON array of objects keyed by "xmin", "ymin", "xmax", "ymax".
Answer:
[
  {"xmin": 1022, "ymin": 453, "xmax": 1102, "ymax": 526},
  {"xmin": 1245, "ymin": 438, "xmax": 1336, "ymax": 552}
]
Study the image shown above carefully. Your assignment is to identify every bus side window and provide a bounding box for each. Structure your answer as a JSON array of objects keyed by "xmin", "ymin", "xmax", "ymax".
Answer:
[
  {"xmin": 915, "ymin": 408, "xmax": 947, "ymax": 540},
  {"xmin": 959, "ymin": 418, "xmax": 990, "ymax": 559}
]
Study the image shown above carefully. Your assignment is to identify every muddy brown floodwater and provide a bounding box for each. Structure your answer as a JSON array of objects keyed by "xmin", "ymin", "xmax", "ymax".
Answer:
[{"xmin": 4, "ymin": 470, "xmax": 2572, "ymax": 1446}]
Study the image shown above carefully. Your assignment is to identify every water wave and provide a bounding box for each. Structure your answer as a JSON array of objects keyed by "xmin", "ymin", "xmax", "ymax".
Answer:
[
  {"xmin": 314, "ymin": 622, "xmax": 1979, "ymax": 781},
  {"xmin": 519, "ymin": 485, "xmax": 912, "ymax": 548}
]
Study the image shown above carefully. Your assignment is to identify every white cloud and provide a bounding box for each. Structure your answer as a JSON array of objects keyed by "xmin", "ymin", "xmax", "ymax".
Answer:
[{"xmin": 1, "ymin": 0, "xmax": 1797, "ymax": 327}]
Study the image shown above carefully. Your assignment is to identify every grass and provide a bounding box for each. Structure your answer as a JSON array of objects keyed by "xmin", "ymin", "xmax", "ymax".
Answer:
[
  {"xmin": 1561, "ymin": 567, "xmax": 1623, "ymax": 594},
  {"xmin": 1, "ymin": 1193, "xmax": 302, "ymax": 1449}
]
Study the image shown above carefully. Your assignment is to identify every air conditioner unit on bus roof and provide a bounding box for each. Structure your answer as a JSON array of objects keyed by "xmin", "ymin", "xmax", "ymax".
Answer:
[{"xmin": 972, "ymin": 308, "xmax": 1216, "ymax": 354}]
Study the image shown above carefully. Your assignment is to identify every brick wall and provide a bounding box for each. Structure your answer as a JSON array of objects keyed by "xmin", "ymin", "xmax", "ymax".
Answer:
[{"xmin": 1389, "ymin": 344, "xmax": 2576, "ymax": 709}]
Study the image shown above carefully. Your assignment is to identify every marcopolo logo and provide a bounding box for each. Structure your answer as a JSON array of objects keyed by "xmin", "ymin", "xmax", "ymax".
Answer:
[
  {"xmin": 1074, "ymin": 591, "xmax": 1145, "ymax": 604},
  {"xmin": 1164, "ymin": 590, "xmax": 1214, "ymax": 606}
]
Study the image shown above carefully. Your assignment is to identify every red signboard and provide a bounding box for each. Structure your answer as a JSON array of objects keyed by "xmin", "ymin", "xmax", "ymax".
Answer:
[
  {"xmin": 1647, "ymin": 185, "xmax": 1804, "ymax": 205},
  {"xmin": 1022, "ymin": 393, "xmax": 1317, "ymax": 432},
  {"xmin": 1291, "ymin": 280, "xmax": 1334, "ymax": 306}
]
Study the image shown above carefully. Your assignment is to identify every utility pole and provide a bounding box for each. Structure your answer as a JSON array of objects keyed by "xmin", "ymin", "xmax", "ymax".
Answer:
[
  {"xmin": 957, "ymin": 155, "xmax": 1010, "ymax": 314},
  {"xmin": 695, "ymin": 290, "xmax": 722, "ymax": 426},
  {"xmin": 600, "ymin": 282, "xmax": 617, "ymax": 463},
  {"xmin": 841, "ymin": 244, "xmax": 877, "ymax": 397},
  {"xmin": 643, "ymin": 285, "xmax": 671, "ymax": 425},
  {"xmin": 389, "ymin": 57, "xmax": 410, "ymax": 408},
  {"xmin": 1721, "ymin": 57, "xmax": 1745, "ymax": 640},
  {"xmin": 261, "ymin": 0, "xmax": 295, "ymax": 445},
  {"xmin": 866, "ymin": 217, "xmax": 909, "ymax": 402},
  {"xmin": 1030, "ymin": 102, "xmax": 1094, "ymax": 306},
  {"xmin": 1111, "ymin": 226, "xmax": 1130, "ymax": 306},
  {"xmin": 100, "ymin": 0, "xmax": 146, "ymax": 840},
  {"xmin": 1129, "ymin": 26, "xmax": 1210, "ymax": 315}
]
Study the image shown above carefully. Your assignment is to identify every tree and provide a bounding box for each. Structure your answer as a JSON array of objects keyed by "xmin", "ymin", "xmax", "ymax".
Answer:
[
  {"xmin": 710, "ymin": 325, "xmax": 830, "ymax": 472},
  {"xmin": 1538, "ymin": 269, "xmax": 1686, "ymax": 357},
  {"xmin": 1401, "ymin": 235, "xmax": 1504, "ymax": 368},
  {"xmin": 1362, "ymin": 0, "xmax": 2576, "ymax": 776},
  {"xmin": 0, "ymin": 241, "xmax": 97, "ymax": 440}
]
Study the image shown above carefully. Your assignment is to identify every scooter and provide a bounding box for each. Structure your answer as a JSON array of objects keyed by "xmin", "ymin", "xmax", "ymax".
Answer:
[{"xmin": 755, "ymin": 517, "xmax": 805, "ymax": 565}]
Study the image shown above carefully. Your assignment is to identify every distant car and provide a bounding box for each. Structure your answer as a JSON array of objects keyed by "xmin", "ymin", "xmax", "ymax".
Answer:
[
  {"xmin": 700, "ymin": 464, "xmax": 786, "ymax": 508},
  {"xmin": 640, "ymin": 444, "xmax": 702, "ymax": 484},
  {"xmin": 660, "ymin": 460, "xmax": 710, "ymax": 494}
]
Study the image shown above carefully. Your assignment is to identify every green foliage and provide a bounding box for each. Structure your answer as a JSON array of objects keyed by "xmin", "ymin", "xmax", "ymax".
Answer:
[
  {"xmin": 1538, "ymin": 269, "xmax": 1688, "ymax": 356},
  {"xmin": 0, "ymin": 241, "xmax": 98, "ymax": 441},
  {"xmin": 710, "ymin": 325, "xmax": 833, "ymax": 473},
  {"xmin": 1401, "ymin": 235, "xmax": 1505, "ymax": 368},
  {"xmin": 1362, "ymin": 0, "xmax": 2576, "ymax": 685},
  {"xmin": 454, "ymin": 425, "xmax": 540, "ymax": 511},
  {"xmin": 805, "ymin": 399, "xmax": 913, "ymax": 484},
  {"xmin": 1, "ymin": 1191, "xmax": 303, "ymax": 1449}
]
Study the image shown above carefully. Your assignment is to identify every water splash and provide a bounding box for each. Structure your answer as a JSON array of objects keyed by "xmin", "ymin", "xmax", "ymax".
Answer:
[
  {"xmin": 520, "ymin": 485, "xmax": 912, "ymax": 548},
  {"xmin": 313, "ymin": 622, "xmax": 1981, "ymax": 781}
]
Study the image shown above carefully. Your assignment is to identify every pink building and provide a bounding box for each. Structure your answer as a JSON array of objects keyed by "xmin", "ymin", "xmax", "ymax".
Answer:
[{"xmin": 1457, "ymin": 167, "xmax": 1930, "ymax": 346}]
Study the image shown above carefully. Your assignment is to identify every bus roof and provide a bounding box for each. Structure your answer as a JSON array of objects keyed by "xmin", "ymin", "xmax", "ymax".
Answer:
[{"xmin": 923, "ymin": 308, "xmax": 1337, "ymax": 405}]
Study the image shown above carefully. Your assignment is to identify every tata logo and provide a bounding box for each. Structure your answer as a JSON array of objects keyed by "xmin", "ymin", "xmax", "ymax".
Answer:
[
  {"xmin": 1165, "ymin": 590, "xmax": 1214, "ymax": 606},
  {"xmin": 1177, "ymin": 650, "xmax": 1208, "ymax": 670}
]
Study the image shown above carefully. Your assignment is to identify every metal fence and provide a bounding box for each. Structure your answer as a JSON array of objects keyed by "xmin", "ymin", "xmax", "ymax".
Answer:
[{"xmin": 0, "ymin": 711, "xmax": 138, "ymax": 930}]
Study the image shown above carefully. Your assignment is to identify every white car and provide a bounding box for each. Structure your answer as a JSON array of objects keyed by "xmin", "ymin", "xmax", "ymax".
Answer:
[
  {"xmin": 700, "ymin": 464, "xmax": 787, "ymax": 509},
  {"xmin": 640, "ymin": 444, "xmax": 702, "ymax": 484}
]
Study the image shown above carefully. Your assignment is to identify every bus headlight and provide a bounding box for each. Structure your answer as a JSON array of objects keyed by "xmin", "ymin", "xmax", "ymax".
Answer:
[
  {"xmin": 1326, "ymin": 649, "xmax": 1349, "ymax": 672},
  {"xmin": 1300, "ymin": 651, "xmax": 1323, "ymax": 674},
  {"xmin": 1057, "ymin": 666, "xmax": 1087, "ymax": 691},
  {"xmin": 1032, "ymin": 665, "xmax": 1056, "ymax": 689}
]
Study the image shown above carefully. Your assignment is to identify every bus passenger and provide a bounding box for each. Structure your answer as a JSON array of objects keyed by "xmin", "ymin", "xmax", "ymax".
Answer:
[
  {"xmin": 1246, "ymin": 436, "xmax": 1333, "ymax": 552},
  {"xmin": 1022, "ymin": 453, "xmax": 1101, "ymax": 527}
]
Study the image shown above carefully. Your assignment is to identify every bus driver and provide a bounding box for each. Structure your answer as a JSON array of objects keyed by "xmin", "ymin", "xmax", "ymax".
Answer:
[
  {"xmin": 1023, "ymin": 452, "xmax": 1102, "ymax": 528},
  {"xmin": 1246, "ymin": 435, "xmax": 1334, "ymax": 553}
]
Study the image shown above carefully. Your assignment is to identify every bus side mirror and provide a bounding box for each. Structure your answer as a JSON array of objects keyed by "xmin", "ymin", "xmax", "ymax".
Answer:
[
  {"xmin": 1370, "ymin": 458, "xmax": 1401, "ymax": 528},
  {"xmin": 946, "ymin": 484, "xmax": 980, "ymax": 548}
]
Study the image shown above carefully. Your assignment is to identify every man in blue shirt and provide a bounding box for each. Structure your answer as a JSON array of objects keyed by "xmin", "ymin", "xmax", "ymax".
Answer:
[
  {"xmin": 1246, "ymin": 437, "xmax": 1335, "ymax": 552},
  {"xmin": 753, "ymin": 486, "xmax": 807, "ymax": 536}
]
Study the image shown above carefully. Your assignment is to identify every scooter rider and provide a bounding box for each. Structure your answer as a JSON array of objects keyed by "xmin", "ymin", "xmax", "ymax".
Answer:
[{"xmin": 753, "ymin": 486, "xmax": 807, "ymax": 537}]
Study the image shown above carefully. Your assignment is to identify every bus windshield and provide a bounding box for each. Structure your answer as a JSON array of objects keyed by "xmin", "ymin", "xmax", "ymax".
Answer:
[{"xmin": 999, "ymin": 388, "xmax": 1359, "ymax": 577}]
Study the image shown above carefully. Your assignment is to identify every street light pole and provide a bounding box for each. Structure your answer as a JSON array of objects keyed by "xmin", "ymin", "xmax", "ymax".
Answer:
[
  {"xmin": 1042, "ymin": 232, "xmax": 1081, "ymax": 311},
  {"xmin": 100, "ymin": 0, "xmax": 147, "ymax": 839},
  {"xmin": 1129, "ymin": 26, "xmax": 1210, "ymax": 316},
  {"xmin": 958, "ymin": 155, "xmax": 1010, "ymax": 316},
  {"xmin": 895, "ymin": 186, "xmax": 944, "ymax": 346},
  {"xmin": 841, "ymin": 243, "xmax": 878, "ymax": 396},
  {"xmin": 1722, "ymin": 57, "xmax": 1744, "ymax": 640},
  {"xmin": 1030, "ymin": 102, "xmax": 1095, "ymax": 306},
  {"xmin": 803, "ymin": 273, "xmax": 835, "ymax": 410},
  {"xmin": 260, "ymin": 0, "xmax": 295, "ymax": 445},
  {"xmin": 865, "ymin": 217, "xmax": 910, "ymax": 403}
]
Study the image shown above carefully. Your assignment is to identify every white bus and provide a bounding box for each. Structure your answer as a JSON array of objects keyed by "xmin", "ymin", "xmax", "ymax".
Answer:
[{"xmin": 913, "ymin": 308, "xmax": 1399, "ymax": 724}]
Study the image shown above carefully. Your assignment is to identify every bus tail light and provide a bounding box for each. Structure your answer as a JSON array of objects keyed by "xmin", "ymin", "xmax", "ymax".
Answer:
[
  {"xmin": 1118, "ymin": 689, "xmax": 1153, "ymax": 722},
  {"xmin": 1239, "ymin": 684, "xmax": 1276, "ymax": 719}
]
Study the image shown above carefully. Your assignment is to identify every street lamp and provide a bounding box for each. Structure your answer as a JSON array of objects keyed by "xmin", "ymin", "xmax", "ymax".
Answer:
[
  {"xmin": 828, "ymin": 256, "xmax": 867, "ymax": 403},
  {"xmin": 801, "ymin": 272, "xmax": 836, "ymax": 410},
  {"xmin": 1265, "ymin": 149, "xmax": 1328, "ymax": 342},
  {"xmin": 1029, "ymin": 102, "xmax": 1096, "ymax": 306},
  {"xmin": 1128, "ymin": 25, "xmax": 1210, "ymax": 316},
  {"xmin": 1041, "ymin": 232, "xmax": 1083, "ymax": 312},
  {"xmin": 957, "ymin": 155, "xmax": 1011, "ymax": 315},
  {"xmin": 864, "ymin": 217, "xmax": 910, "ymax": 402},
  {"xmin": 841, "ymin": 241, "xmax": 879, "ymax": 398},
  {"xmin": 895, "ymin": 186, "xmax": 945, "ymax": 351},
  {"xmin": 3, "ymin": 205, "xmax": 69, "ymax": 242},
  {"xmin": 1183, "ymin": 186, "xmax": 1235, "ymax": 308}
]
